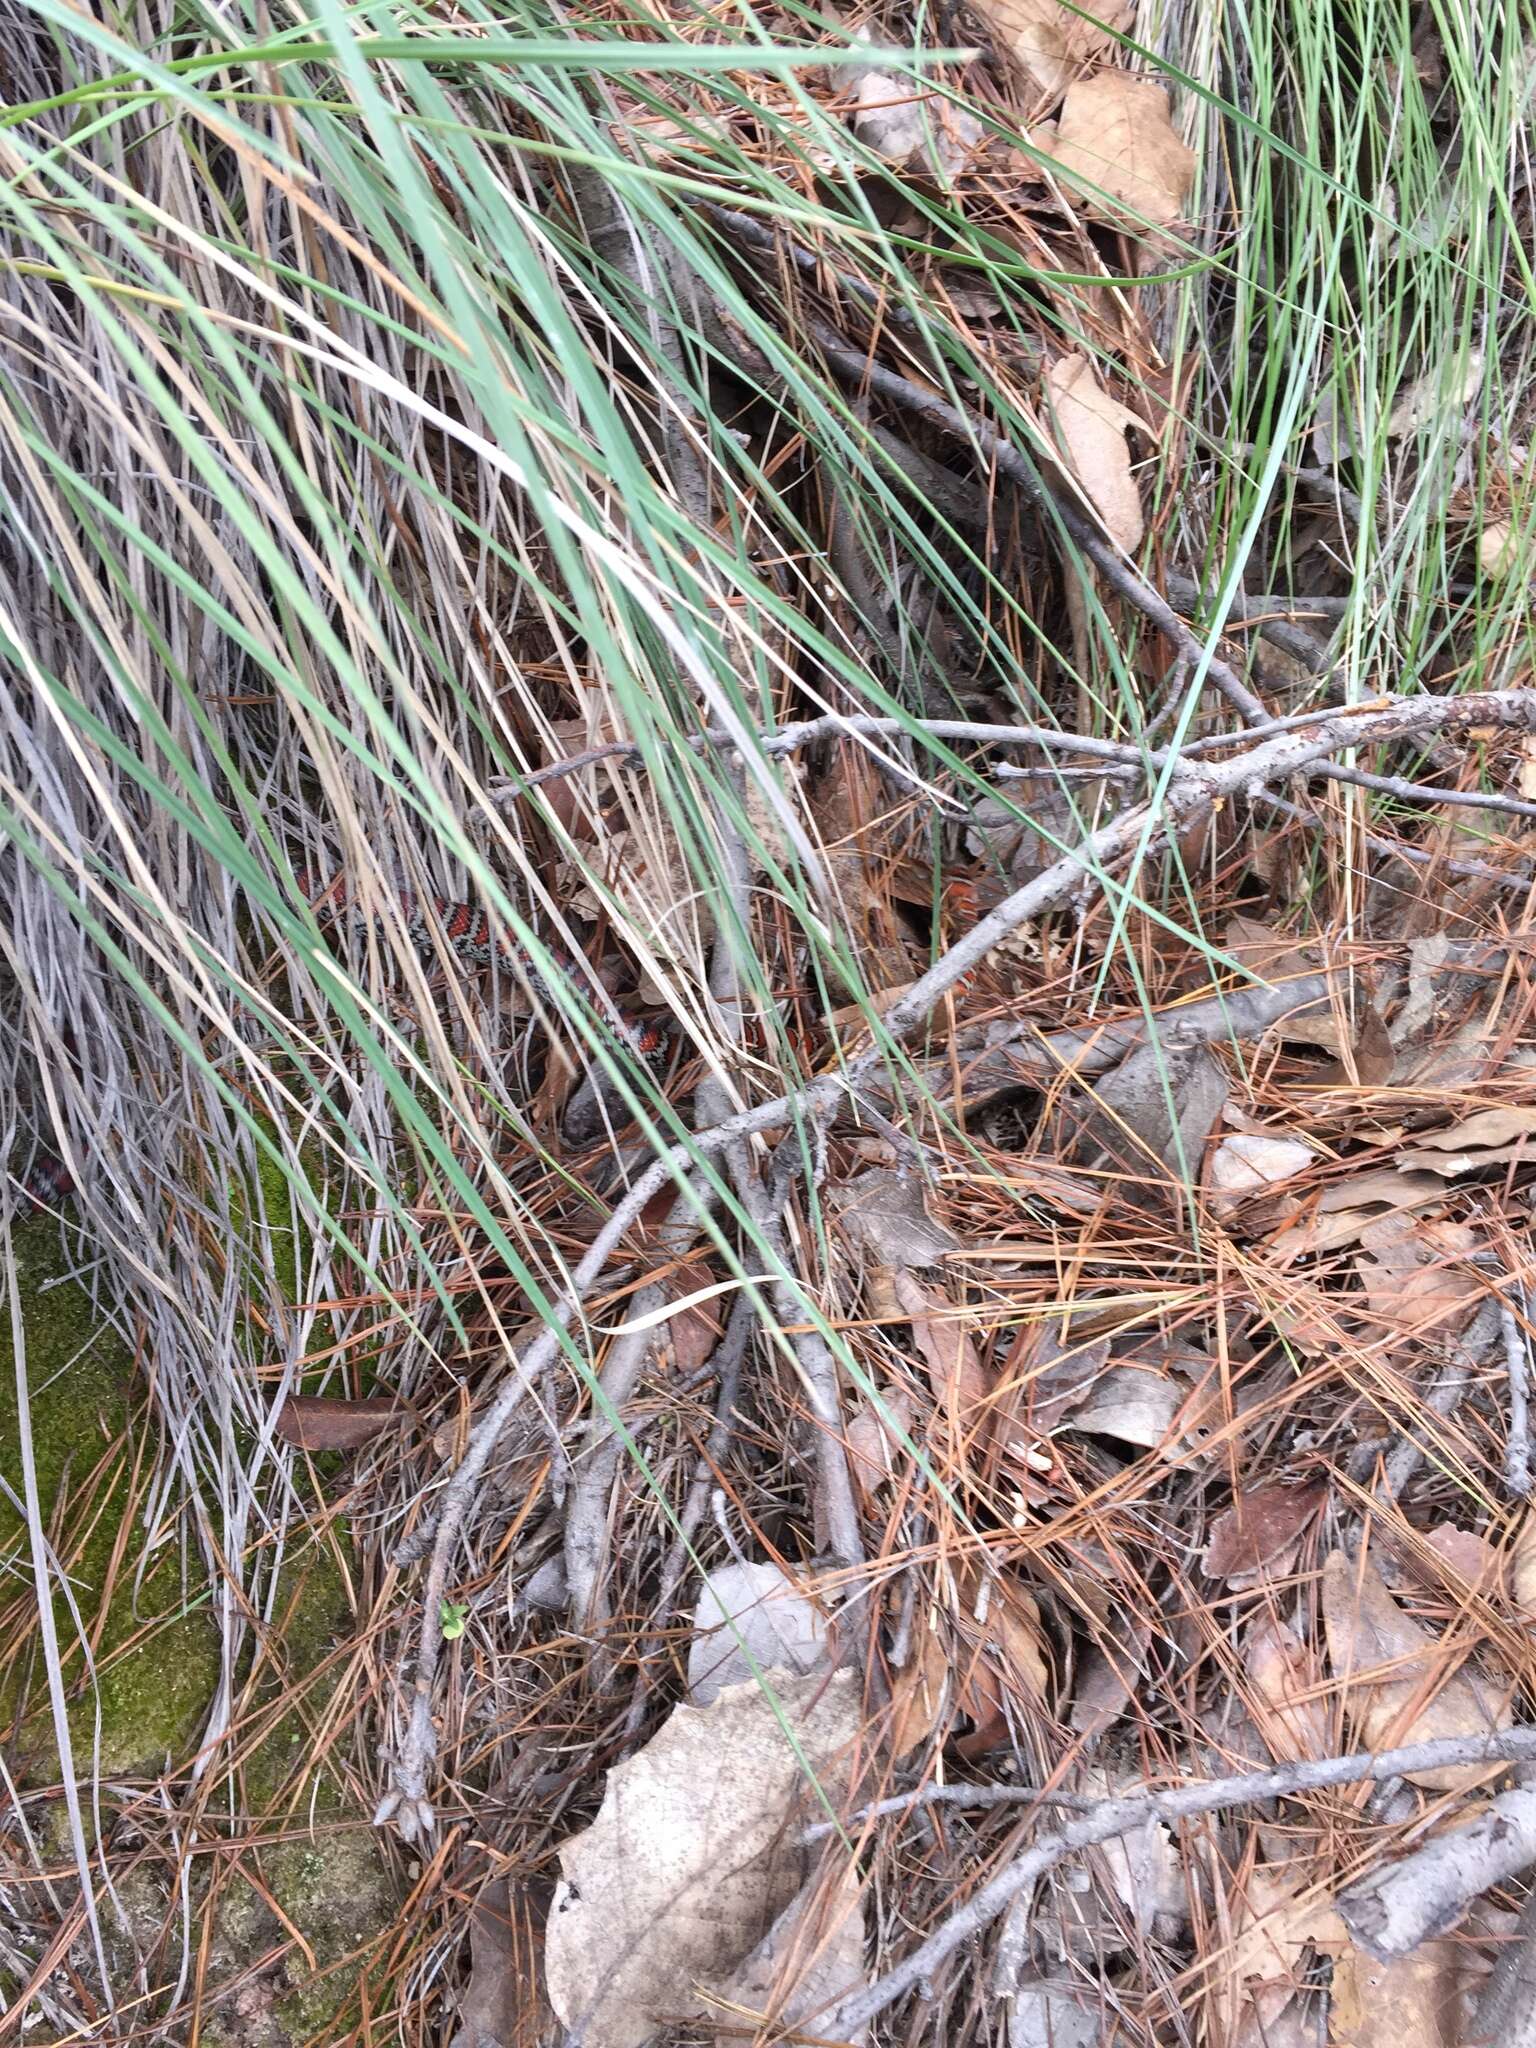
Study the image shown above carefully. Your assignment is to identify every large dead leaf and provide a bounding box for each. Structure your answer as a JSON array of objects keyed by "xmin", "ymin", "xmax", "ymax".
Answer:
[
  {"xmin": 545, "ymin": 1671, "xmax": 859, "ymax": 2048},
  {"xmin": 1216, "ymin": 1855, "xmax": 1349, "ymax": 2040},
  {"xmin": 1245, "ymin": 1616, "xmax": 1331, "ymax": 1762},
  {"xmin": 1046, "ymin": 73, "xmax": 1196, "ymax": 231},
  {"xmin": 1067, "ymin": 1360, "xmax": 1183, "ymax": 1447},
  {"xmin": 1269, "ymin": 1169, "xmax": 1445, "ymax": 1258},
  {"xmin": 1328, "ymin": 1939, "xmax": 1466, "ymax": 2046},
  {"xmin": 836, "ymin": 1168, "xmax": 960, "ymax": 1267},
  {"xmin": 1044, "ymin": 354, "xmax": 1146, "ymax": 551},
  {"xmin": 1396, "ymin": 1103, "xmax": 1536, "ymax": 1175},
  {"xmin": 853, "ymin": 73, "xmax": 984, "ymax": 179},
  {"xmin": 273, "ymin": 1394, "xmax": 399, "ymax": 1452},
  {"xmin": 1209, "ymin": 1132, "xmax": 1319, "ymax": 1214},
  {"xmin": 1204, "ymin": 1477, "xmax": 1327, "ymax": 1584},
  {"xmin": 893, "ymin": 1267, "xmax": 993, "ymax": 1457},
  {"xmin": 704, "ymin": 1866, "xmax": 870, "ymax": 2045},
  {"xmin": 981, "ymin": 0, "xmax": 1132, "ymax": 103},
  {"xmin": 950, "ymin": 1561, "xmax": 1051, "ymax": 1755},
  {"xmin": 1321, "ymin": 1551, "xmax": 1508, "ymax": 1790},
  {"xmin": 688, "ymin": 1561, "xmax": 832, "ymax": 1706},
  {"xmin": 1007, "ymin": 1978, "xmax": 1103, "ymax": 2047},
  {"xmin": 1352, "ymin": 1214, "xmax": 1483, "ymax": 1338}
]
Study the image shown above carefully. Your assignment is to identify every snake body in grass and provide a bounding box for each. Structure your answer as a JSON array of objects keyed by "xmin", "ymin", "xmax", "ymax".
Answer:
[{"xmin": 12, "ymin": 870, "xmax": 669, "ymax": 1212}]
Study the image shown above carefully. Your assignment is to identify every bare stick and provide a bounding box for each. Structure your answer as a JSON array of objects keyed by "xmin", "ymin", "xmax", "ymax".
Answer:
[
  {"xmin": 825, "ymin": 1728, "xmax": 1536, "ymax": 2037},
  {"xmin": 1338, "ymin": 1780, "xmax": 1536, "ymax": 1958},
  {"xmin": 1503, "ymin": 1289, "xmax": 1534, "ymax": 1500}
]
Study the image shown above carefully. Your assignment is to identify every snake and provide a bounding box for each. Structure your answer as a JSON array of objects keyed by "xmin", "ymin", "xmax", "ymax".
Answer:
[{"xmin": 11, "ymin": 868, "xmax": 670, "ymax": 1213}]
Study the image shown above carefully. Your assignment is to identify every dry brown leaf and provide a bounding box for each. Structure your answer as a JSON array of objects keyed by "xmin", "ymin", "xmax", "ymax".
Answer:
[
  {"xmin": 836, "ymin": 1168, "xmax": 960, "ymax": 1267},
  {"xmin": 893, "ymin": 1267, "xmax": 993, "ymax": 1456},
  {"xmin": 1046, "ymin": 72, "xmax": 1196, "ymax": 231},
  {"xmin": 1386, "ymin": 350, "xmax": 1484, "ymax": 438},
  {"xmin": 845, "ymin": 1385, "xmax": 915, "ymax": 1494},
  {"xmin": 1245, "ymin": 1616, "xmax": 1331, "ymax": 1763},
  {"xmin": 687, "ymin": 1561, "xmax": 832, "ymax": 1706},
  {"xmin": 951, "ymin": 1563, "xmax": 1051, "ymax": 1754},
  {"xmin": 545, "ymin": 1672, "xmax": 858, "ymax": 2048},
  {"xmin": 887, "ymin": 1621, "xmax": 951, "ymax": 1760},
  {"xmin": 1209, "ymin": 1133, "xmax": 1318, "ymax": 1212},
  {"xmin": 980, "ymin": 0, "xmax": 1132, "ymax": 103},
  {"xmin": 1068, "ymin": 1625, "xmax": 1148, "ymax": 1737},
  {"xmin": 1353, "ymin": 1214, "xmax": 1483, "ymax": 1337},
  {"xmin": 1221, "ymin": 1857, "xmax": 1349, "ymax": 2039},
  {"xmin": 1478, "ymin": 517, "xmax": 1522, "ymax": 578},
  {"xmin": 273, "ymin": 1394, "xmax": 399, "ymax": 1452},
  {"xmin": 705, "ymin": 1866, "xmax": 870, "ymax": 2046},
  {"xmin": 1204, "ymin": 1478, "xmax": 1327, "ymax": 1583},
  {"xmin": 1419, "ymin": 1523, "xmax": 1504, "ymax": 1599},
  {"xmin": 1067, "ymin": 1361, "xmax": 1182, "ymax": 1447},
  {"xmin": 451, "ymin": 1879, "xmax": 551, "ymax": 2048},
  {"xmin": 1320, "ymin": 1550, "xmax": 1508, "ymax": 1790},
  {"xmin": 1043, "ymin": 354, "xmax": 1145, "ymax": 551},
  {"xmin": 1327, "ymin": 1939, "xmax": 1466, "ymax": 2046},
  {"xmin": 1397, "ymin": 1103, "xmax": 1536, "ymax": 1175},
  {"xmin": 853, "ymin": 74, "xmax": 984, "ymax": 178},
  {"xmin": 1269, "ymin": 1169, "xmax": 1444, "ymax": 1257}
]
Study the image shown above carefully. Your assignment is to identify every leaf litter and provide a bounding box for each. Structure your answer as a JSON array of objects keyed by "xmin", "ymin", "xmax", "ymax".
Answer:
[{"xmin": 161, "ymin": 4, "xmax": 1536, "ymax": 2043}]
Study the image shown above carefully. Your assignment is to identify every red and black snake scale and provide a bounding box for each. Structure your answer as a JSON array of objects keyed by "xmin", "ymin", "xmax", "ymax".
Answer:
[{"xmin": 11, "ymin": 870, "xmax": 668, "ymax": 1212}]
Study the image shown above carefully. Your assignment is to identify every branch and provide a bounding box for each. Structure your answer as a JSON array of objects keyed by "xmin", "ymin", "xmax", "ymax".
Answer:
[
  {"xmin": 826, "ymin": 1728, "xmax": 1536, "ymax": 2037},
  {"xmin": 386, "ymin": 688, "xmax": 1536, "ymax": 1832},
  {"xmin": 1337, "ymin": 1780, "xmax": 1536, "ymax": 1959}
]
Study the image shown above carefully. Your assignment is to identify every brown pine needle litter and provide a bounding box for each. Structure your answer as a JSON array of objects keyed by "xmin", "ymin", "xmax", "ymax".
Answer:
[{"xmin": 3, "ymin": 0, "xmax": 1536, "ymax": 2041}]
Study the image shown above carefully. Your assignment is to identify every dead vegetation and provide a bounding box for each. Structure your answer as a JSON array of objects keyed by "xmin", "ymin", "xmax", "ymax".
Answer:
[{"xmin": 3, "ymin": 0, "xmax": 1536, "ymax": 2042}]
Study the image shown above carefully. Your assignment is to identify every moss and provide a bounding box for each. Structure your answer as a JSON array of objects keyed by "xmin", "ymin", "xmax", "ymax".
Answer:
[{"xmin": 0, "ymin": 1219, "xmax": 222, "ymax": 1778}]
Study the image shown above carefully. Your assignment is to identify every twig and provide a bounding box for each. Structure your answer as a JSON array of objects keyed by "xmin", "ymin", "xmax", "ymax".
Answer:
[
  {"xmin": 824, "ymin": 1727, "xmax": 1536, "ymax": 2037},
  {"xmin": 1338, "ymin": 1780, "xmax": 1536, "ymax": 1958},
  {"xmin": 1503, "ymin": 1289, "xmax": 1534, "ymax": 1499},
  {"xmin": 803, "ymin": 1780, "xmax": 1095, "ymax": 1838},
  {"xmin": 801, "ymin": 311, "xmax": 1270, "ymax": 725}
]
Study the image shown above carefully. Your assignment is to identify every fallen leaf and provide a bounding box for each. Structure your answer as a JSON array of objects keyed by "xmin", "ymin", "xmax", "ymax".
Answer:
[
  {"xmin": 836, "ymin": 1168, "xmax": 960, "ymax": 1267},
  {"xmin": 1328, "ymin": 1938, "xmax": 1466, "ymax": 2046},
  {"xmin": 893, "ymin": 1267, "xmax": 994, "ymax": 1457},
  {"xmin": 1007, "ymin": 1978, "xmax": 1103, "ymax": 2047},
  {"xmin": 951, "ymin": 1562, "xmax": 1051, "ymax": 1755},
  {"xmin": 1077, "ymin": 1039, "xmax": 1229, "ymax": 1176},
  {"xmin": 1067, "ymin": 1361, "xmax": 1182, "ymax": 1447},
  {"xmin": 1397, "ymin": 1103, "xmax": 1536, "ymax": 1175},
  {"xmin": 1044, "ymin": 354, "xmax": 1146, "ymax": 552},
  {"xmin": 450, "ymin": 1879, "xmax": 549, "ymax": 2048},
  {"xmin": 980, "ymin": 0, "xmax": 1132, "ymax": 103},
  {"xmin": 853, "ymin": 73, "xmax": 984, "ymax": 178},
  {"xmin": 688, "ymin": 1560, "xmax": 832, "ymax": 1706},
  {"xmin": 1386, "ymin": 350, "xmax": 1483, "ymax": 438},
  {"xmin": 1419, "ymin": 1523, "xmax": 1503, "ymax": 1599},
  {"xmin": 1015, "ymin": 1324, "xmax": 1112, "ymax": 1432},
  {"xmin": 1478, "ymin": 517, "xmax": 1522, "ymax": 579},
  {"xmin": 1352, "ymin": 1214, "xmax": 1483, "ymax": 1338},
  {"xmin": 1209, "ymin": 1133, "xmax": 1319, "ymax": 1212},
  {"xmin": 886, "ymin": 1619, "xmax": 951, "ymax": 1760},
  {"xmin": 273, "ymin": 1394, "xmax": 399, "ymax": 1452},
  {"xmin": 1245, "ymin": 1616, "xmax": 1331, "ymax": 1763},
  {"xmin": 705, "ymin": 1866, "xmax": 869, "ymax": 2046},
  {"xmin": 1320, "ymin": 1550, "xmax": 1508, "ymax": 1790},
  {"xmin": 1269, "ymin": 1169, "xmax": 1444, "ymax": 1257},
  {"xmin": 545, "ymin": 1671, "xmax": 858, "ymax": 2048},
  {"xmin": 1204, "ymin": 1478, "xmax": 1327, "ymax": 1583},
  {"xmin": 845, "ymin": 1386, "xmax": 916, "ymax": 1492},
  {"xmin": 1218, "ymin": 1856, "xmax": 1349, "ymax": 2040},
  {"xmin": 1046, "ymin": 72, "xmax": 1196, "ymax": 232},
  {"xmin": 1068, "ymin": 1625, "xmax": 1149, "ymax": 1737},
  {"xmin": 1080, "ymin": 1767, "xmax": 1186, "ymax": 1935}
]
